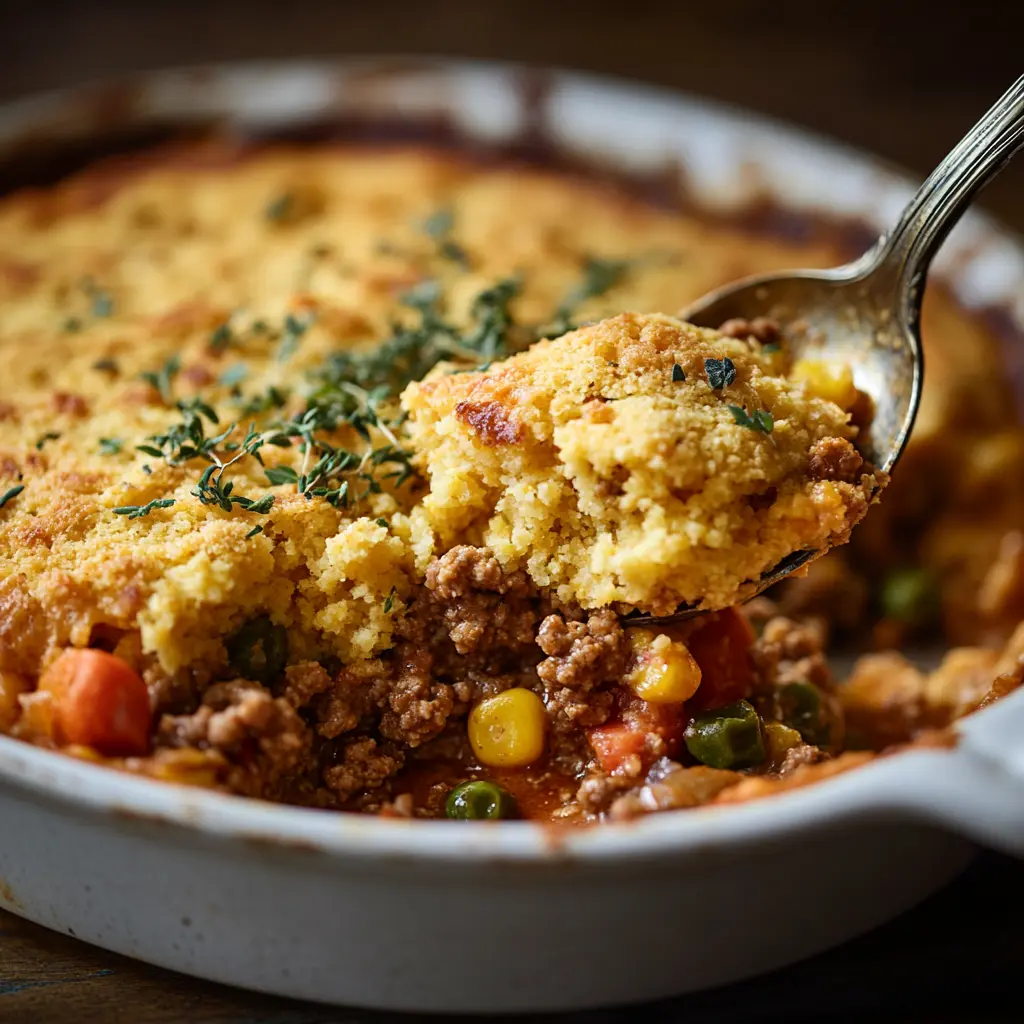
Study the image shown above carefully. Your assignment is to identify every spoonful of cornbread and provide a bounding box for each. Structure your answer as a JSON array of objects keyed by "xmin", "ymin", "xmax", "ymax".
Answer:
[{"xmin": 403, "ymin": 74, "xmax": 1024, "ymax": 622}]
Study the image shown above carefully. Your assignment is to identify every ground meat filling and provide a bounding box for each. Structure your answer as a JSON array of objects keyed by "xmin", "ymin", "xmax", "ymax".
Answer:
[
  {"xmin": 536, "ymin": 609, "xmax": 628, "ymax": 730},
  {"xmin": 752, "ymin": 616, "xmax": 832, "ymax": 691},
  {"xmin": 157, "ymin": 680, "xmax": 314, "ymax": 801},
  {"xmin": 808, "ymin": 437, "xmax": 865, "ymax": 484},
  {"xmin": 423, "ymin": 545, "xmax": 539, "ymax": 659}
]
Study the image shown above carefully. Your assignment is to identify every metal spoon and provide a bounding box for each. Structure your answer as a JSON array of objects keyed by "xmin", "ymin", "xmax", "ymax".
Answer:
[{"xmin": 629, "ymin": 74, "xmax": 1024, "ymax": 627}]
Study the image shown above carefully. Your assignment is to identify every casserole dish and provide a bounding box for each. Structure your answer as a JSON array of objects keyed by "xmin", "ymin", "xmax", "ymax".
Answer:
[{"xmin": 0, "ymin": 58, "xmax": 1022, "ymax": 1012}]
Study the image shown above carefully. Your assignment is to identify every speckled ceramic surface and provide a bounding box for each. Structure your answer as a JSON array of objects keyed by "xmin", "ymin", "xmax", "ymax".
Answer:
[{"xmin": 0, "ymin": 59, "xmax": 1022, "ymax": 1012}]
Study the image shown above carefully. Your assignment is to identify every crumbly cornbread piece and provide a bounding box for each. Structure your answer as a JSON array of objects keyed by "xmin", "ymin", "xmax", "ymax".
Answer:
[{"xmin": 403, "ymin": 312, "xmax": 886, "ymax": 615}]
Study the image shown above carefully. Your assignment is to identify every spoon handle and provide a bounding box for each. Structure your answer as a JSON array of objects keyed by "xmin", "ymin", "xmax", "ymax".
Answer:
[{"xmin": 871, "ymin": 74, "xmax": 1024, "ymax": 300}]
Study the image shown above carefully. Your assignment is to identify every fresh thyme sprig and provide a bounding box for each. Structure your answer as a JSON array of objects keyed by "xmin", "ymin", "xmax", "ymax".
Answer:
[
  {"xmin": 191, "ymin": 423, "xmax": 275, "ymax": 515},
  {"xmin": 124, "ymin": 269, "xmax": 537, "ymax": 522},
  {"xmin": 113, "ymin": 498, "xmax": 176, "ymax": 519}
]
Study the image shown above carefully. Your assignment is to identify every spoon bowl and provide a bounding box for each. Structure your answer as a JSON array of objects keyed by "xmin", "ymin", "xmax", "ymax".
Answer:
[{"xmin": 629, "ymin": 74, "xmax": 1024, "ymax": 626}]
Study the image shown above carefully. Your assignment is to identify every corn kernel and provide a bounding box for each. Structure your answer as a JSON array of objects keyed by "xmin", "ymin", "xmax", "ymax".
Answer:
[
  {"xmin": 628, "ymin": 628, "xmax": 656, "ymax": 655},
  {"xmin": 628, "ymin": 633, "xmax": 702, "ymax": 704},
  {"xmin": 468, "ymin": 688, "xmax": 547, "ymax": 767},
  {"xmin": 763, "ymin": 721, "xmax": 803, "ymax": 767},
  {"xmin": 791, "ymin": 359, "xmax": 858, "ymax": 410}
]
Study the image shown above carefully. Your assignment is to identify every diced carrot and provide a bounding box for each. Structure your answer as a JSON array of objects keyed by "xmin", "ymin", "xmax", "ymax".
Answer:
[
  {"xmin": 686, "ymin": 608, "xmax": 756, "ymax": 711},
  {"xmin": 38, "ymin": 649, "xmax": 151, "ymax": 757},
  {"xmin": 590, "ymin": 697, "xmax": 689, "ymax": 774},
  {"xmin": 588, "ymin": 723, "xmax": 648, "ymax": 775},
  {"xmin": 622, "ymin": 696, "xmax": 688, "ymax": 751}
]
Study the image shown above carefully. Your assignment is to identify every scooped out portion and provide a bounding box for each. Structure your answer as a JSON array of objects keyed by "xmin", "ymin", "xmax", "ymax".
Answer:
[{"xmin": 402, "ymin": 312, "xmax": 887, "ymax": 616}]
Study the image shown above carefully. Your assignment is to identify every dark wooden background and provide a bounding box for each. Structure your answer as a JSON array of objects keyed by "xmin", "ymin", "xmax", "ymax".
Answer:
[{"xmin": 1, "ymin": 1, "xmax": 1023, "ymax": 1020}]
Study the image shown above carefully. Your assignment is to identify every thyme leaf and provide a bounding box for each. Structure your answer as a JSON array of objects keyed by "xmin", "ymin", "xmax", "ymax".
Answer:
[
  {"xmin": 727, "ymin": 405, "xmax": 774, "ymax": 434},
  {"xmin": 113, "ymin": 498, "xmax": 176, "ymax": 519},
  {"xmin": 209, "ymin": 323, "xmax": 233, "ymax": 352},
  {"xmin": 98, "ymin": 437, "xmax": 124, "ymax": 455},
  {"xmin": 0, "ymin": 484, "xmax": 24, "ymax": 509},
  {"xmin": 705, "ymin": 357, "xmax": 737, "ymax": 390},
  {"xmin": 140, "ymin": 354, "xmax": 181, "ymax": 405},
  {"xmin": 278, "ymin": 312, "xmax": 312, "ymax": 363}
]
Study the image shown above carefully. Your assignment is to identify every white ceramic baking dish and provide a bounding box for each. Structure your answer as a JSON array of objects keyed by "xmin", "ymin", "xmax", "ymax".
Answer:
[{"xmin": 0, "ymin": 58, "xmax": 1022, "ymax": 1014}]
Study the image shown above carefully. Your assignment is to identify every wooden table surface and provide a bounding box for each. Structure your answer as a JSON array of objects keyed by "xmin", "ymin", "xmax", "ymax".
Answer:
[{"xmin": 2, "ymin": 1, "xmax": 1024, "ymax": 1019}]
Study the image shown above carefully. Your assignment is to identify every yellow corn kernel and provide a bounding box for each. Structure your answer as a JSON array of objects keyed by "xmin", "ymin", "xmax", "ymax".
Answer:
[
  {"xmin": 628, "ymin": 628, "xmax": 656, "ymax": 655},
  {"xmin": 791, "ymin": 359, "xmax": 858, "ymax": 410},
  {"xmin": 468, "ymin": 688, "xmax": 546, "ymax": 768},
  {"xmin": 627, "ymin": 633, "xmax": 702, "ymax": 704},
  {"xmin": 764, "ymin": 721, "xmax": 803, "ymax": 767}
]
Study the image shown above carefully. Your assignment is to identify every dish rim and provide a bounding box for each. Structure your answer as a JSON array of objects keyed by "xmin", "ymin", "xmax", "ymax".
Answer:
[{"xmin": 1, "ymin": 55, "xmax": 1022, "ymax": 864}]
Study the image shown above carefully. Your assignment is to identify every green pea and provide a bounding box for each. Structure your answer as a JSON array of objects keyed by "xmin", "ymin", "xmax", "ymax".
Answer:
[
  {"xmin": 445, "ymin": 780, "xmax": 517, "ymax": 820},
  {"xmin": 879, "ymin": 567, "xmax": 939, "ymax": 626},
  {"xmin": 778, "ymin": 681, "xmax": 831, "ymax": 747},
  {"xmin": 226, "ymin": 615, "xmax": 289, "ymax": 685},
  {"xmin": 684, "ymin": 700, "xmax": 766, "ymax": 770}
]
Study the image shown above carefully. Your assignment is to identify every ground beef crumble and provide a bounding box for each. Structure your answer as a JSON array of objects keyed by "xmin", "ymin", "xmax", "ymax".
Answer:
[
  {"xmin": 156, "ymin": 679, "xmax": 313, "ymax": 800},
  {"xmin": 536, "ymin": 609, "xmax": 628, "ymax": 730},
  {"xmin": 423, "ymin": 545, "xmax": 538, "ymax": 658},
  {"xmin": 808, "ymin": 437, "xmax": 865, "ymax": 483},
  {"xmin": 751, "ymin": 615, "xmax": 832, "ymax": 691}
]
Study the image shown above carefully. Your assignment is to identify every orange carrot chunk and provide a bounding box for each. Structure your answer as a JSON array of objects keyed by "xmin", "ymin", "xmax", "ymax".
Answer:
[{"xmin": 38, "ymin": 649, "xmax": 151, "ymax": 757}]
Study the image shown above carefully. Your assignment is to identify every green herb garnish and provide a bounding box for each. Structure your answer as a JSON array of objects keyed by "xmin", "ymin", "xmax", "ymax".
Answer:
[
  {"xmin": 423, "ymin": 207, "xmax": 470, "ymax": 267},
  {"xmin": 383, "ymin": 586, "xmax": 397, "ymax": 613},
  {"xmin": 113, "ymin": 498, "xmax": 176, "ymax": 520},
  {"xmin": 92, "ymin": 357, "xmax": 119, "ymax": 373},
  {"xmin": 238, "ymin": 385, "xmax": 290, "ymax": 416},
  {"xmin": 35, "ymin": 432, "xmax": 61, "ymax": 451},
  {"xmin": 264, "ymin": 465, "xmax": 299, "ymax": 486},
  {"xmin": 0, "ymin": 484, "xmax": 24, "ymax": 509},
  {"xmin": 265, "ymin": 193, "xmax": 294, "ymax": 222},
  {"xmin": 91, "ymin": 289, "xmax": 114, "ymax": 318},
  {"xmin": 278, "ymin": 313, "xmax": 312, "ymax": 363},
  {"xmin": 140, "ymin": 354, "xmax": 181, "ymax": 405},
  {"xmin": 246, "ymin": 524, "xmax": 264, "ymax": 539},
  {"xmin": 64, "ymin": 317, "xmax": 83, "ymax": 333},
  {"xmin": 672, "ymin": 363, "xmax": 686, "ymax": 382},
  {"xmin": 727, "ymin": 405, "xmax": 774, "ymax": 434},
  {"xmin": 705, "ymin": 357, "xmax": 737, "ymax": 390},
  {"xmin": 98, "ymin": 437, "xmax": 124, "ymax": 455},
  {"xmin": 209, "ymin": 323, "xmax": 233, "ymax": 352},
  {"xmin": 219, "ymin": 364, "xmax": 249, "ymax": 389},
  {"xmin": 191, "ymin": 424, "xmax": 276, "ymax": 516}
]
